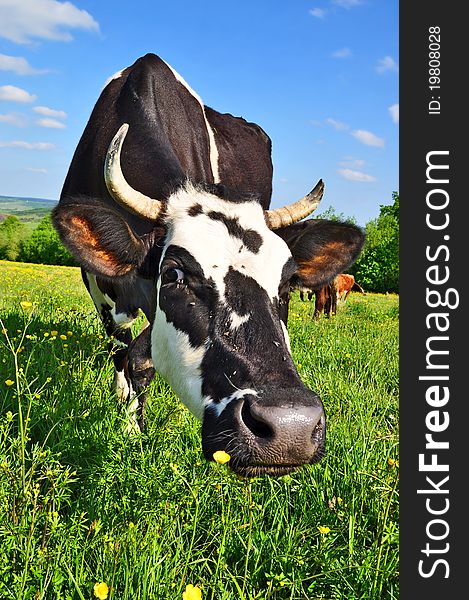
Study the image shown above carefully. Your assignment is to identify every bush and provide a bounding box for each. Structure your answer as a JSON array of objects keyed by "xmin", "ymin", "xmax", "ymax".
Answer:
[
  {"xmin": 0, "ymin": 216, "xmax": 30, "ymax": 261},
  {"xmin": 17, "ymin": 215, "xmax": 78, "ymax": 266}
]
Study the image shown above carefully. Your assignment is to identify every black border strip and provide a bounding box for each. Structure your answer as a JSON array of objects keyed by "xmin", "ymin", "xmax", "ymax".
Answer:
[{"xmin": 400, "ymin": 3, "xmax": 465, "ymax": 596}]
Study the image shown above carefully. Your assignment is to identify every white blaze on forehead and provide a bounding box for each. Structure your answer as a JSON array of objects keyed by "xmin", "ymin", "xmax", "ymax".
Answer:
[
  {"xmin": 164, "ymin": 184, "xmax": 292, "ymax": 301},
  {"xmin": 162, "ymin": 60, "xmax": 220, "ymax": 184}
]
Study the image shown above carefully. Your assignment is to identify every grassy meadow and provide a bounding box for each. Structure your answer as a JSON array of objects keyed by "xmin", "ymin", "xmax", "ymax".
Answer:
[{"xmin": 0, "ymin": 260, "xmax": 399, "ymax": 600}]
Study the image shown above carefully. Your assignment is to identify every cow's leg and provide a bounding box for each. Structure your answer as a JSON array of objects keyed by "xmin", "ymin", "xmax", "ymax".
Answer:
[
  {"xmin": 127, "ymin": 324, "xmax": 155, "ymax": 431},
  {"xmin": 81, "ymin": 270, "xmax": 138, "ymax": 405},
  {"xmin": 313, "ymin": 290, "xmax": 323, "ymax": 320}
]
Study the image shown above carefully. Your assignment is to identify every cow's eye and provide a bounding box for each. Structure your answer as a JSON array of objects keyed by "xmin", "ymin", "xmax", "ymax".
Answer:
[{"xmin": 162, "ymin": 267, "xmax": 185, "ymax": 285}]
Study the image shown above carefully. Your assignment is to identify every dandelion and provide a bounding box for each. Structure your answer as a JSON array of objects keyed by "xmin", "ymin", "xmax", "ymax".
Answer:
[
  {"xmin": 93, "ymin": 582, "xmax": 109, "ymax": 600},
  {"xmin": 60, "ymin": 334, "xmax": 67, "ymax": 340},
  {"xmin": 388, "ymin": 457, "xmax": 399, "ymax": 467},
  {"xmin": 20, "ymin": 301, "xmax": 33, "ymax": 309},
  {"xmin": 318, "ymin": 526, "xmax": 330, "ymax": 535},
  {"xmin": 44, "ymin": 332, "xmax": 49, "ymax": 337},
  {"xmin": 51, "ymin": 330, "xmax": 58, "ymax": 337},
  {"xmin": 67, "ymin": 331, "xmax": 73, "ymax": 337},
  {"xmin": 183, "ymin": 584, "xmax": 202, "ymax": 600},
  {"xmin": 5, "ymin": 380, "xmax": 14, "ymax": 387},
  {"xmin": 213, "ymin": 450, "xmax": 230, "ymax": 464}
]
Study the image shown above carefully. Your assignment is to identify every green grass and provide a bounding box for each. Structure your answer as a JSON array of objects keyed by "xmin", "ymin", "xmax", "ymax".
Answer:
[{"xmin": 0, "ymin": 260, "xmax": 399, "ymax": 600}]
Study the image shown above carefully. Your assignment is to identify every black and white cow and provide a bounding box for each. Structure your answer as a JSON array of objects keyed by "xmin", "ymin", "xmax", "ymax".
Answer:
[{"xmin": 53, "ymin": 53, "xmax": 364, "ymax": 477}]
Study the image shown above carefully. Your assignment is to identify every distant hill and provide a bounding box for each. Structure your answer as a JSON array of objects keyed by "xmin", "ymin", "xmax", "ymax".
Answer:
[{"xmin": 0, "ymin": 195, "xmax": 57, "ymax": 229}]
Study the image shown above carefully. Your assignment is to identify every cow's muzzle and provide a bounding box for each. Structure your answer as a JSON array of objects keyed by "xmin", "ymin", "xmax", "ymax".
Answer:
[{"xmin": 202, "ymin": 388, "xmax": 326, "ymax": 477}]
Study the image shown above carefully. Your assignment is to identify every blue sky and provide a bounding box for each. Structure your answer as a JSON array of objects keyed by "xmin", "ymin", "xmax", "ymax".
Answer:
[{"xmin": 0, "ymin": 0, "xmax": 398, "ymax": 225}]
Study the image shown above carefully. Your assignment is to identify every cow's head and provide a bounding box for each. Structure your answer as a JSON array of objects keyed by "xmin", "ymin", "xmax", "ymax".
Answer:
[{"xmin": 53, "ymin": 124, "xmax": 364, "ymax": 476}]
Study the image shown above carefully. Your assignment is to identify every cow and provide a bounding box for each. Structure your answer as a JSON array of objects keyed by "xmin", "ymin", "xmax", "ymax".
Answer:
[
  {"xmin": 52, "ymin": 53, "xmax": 364, "ymax": 477},
  {"xmin": 314, "ymin": 282, "xmax": 337, "ymax": 319},
  {"xmin": 334, "ymin": 273, "xmax": 364, "ymax": 302},
  {"xmin": 298, "ymin": 283, "xmax": 336, "ymax": 319}
]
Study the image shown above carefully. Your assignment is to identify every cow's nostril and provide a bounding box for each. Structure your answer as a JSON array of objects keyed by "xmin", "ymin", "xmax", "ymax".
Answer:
[{"xmin": 241, "ymin": 400, "xmax": 273, "ymax": 439}]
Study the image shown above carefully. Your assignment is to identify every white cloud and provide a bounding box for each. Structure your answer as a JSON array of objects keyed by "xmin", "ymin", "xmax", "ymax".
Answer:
[
  {"xmin": 351, "ymin": 129, "xmax": 385, "ymax": 148},
  {"xmin": 0, "ymin": 140, "xmax": 55, "ymax": 150},
  {"xmin": 332, "ymin": 0, "xmax": 363, "ymax": 8},
  {"xmin": 0, "ymin": 53, "xmax": 47, "ymax": 75},
  {"xmin": 338, "ymin": 168, "xmax": 376, "ymax": 182},
  {"xmin": 0, "ymin": 0, "xmax": 99, "ymax": 45},
  {"xmin": 25, "ymin": 167, "xmax": 48, "ymax": 174},
  {"xmin": 332, "ymin": 47, "xmax": 352, "ymax": 58},
  {"xmin": 33, "ymin": 105, "xmax": 67, "ymax": 120},
  {"xmin": 37, "ymin": 117, "xmax": 66, "ymax": 129},
  {"xmin": 309, "ymin": 8, "xmax": 327, "ymax": 19},
  {"xmin": 0, "ymin": 112, "xmax": 27, "ymax": 127},
  {"xmin": 325, "ymin": 117, "xmax": 349, "ymax": 131},
  {"xmin": 376, "ymin": 56, "xmax": 399, "ymax": 74},
  {"xmin": 388, "ymin": 103, "xmax": 399, "ymax": 124},
  {"xmin": 0, "ymin": 85, "xmax": 37, "ymax": 103}
]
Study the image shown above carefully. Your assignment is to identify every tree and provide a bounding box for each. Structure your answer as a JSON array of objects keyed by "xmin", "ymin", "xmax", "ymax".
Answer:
[
  {"xmin": 350, "ymin": 192, "xmax": 399, "ymax": 293},
  {"xmin": 17, "ymin": 215, "xmax": 77, "ymax": 266},
  {"xmin": 314, "ymin": 206, "xmax": 358, "ymax": 225},
  {"xmin": 0, "ymin": 216, "xmax": 29, "ymax": 261}
]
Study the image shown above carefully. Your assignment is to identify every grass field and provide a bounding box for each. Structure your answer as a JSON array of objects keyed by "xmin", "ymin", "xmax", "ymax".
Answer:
[{"xmin": 0, "ymin": 260, "xmax": 399, "ymax": 600}]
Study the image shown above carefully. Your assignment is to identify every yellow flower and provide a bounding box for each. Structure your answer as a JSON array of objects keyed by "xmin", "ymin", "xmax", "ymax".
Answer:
[
  {"xmin": 50, "ymin": 330, "xmax": 58, "ymax": 337},
  {"xmin": 93, "ymin": 582, "xmax": 109, "ymax": 600},
  {"xmin": 60, "ymin": 334, "xmax": 67, "ymax": 340},
  {"xmin": 183, "ymin": 584, "xmax": 202, "ymax": 600},
  {"xmin": 213, "ymin": 450, "xmax": 231, "ymax": 465},
  {"xmin": 388, "ymin": 458, "xmax": 399, "ymax": 467},
  {"xmin": 20, "ymin": 301, "xmax": 33, "ymax": 309},
  {"xmin": 5, "ymin": 380, "xmax": 14, "ymax": 387},
  {"xmin": 67, "ymin": 331, "xmax": 73, "ymax": 337},
  {"xmin": 318, "ymin": 526, "xmax": 330, "ymax": 535},
  {"xmin": 43, "ymin": 332, "xmax": 49, "ymax": 337}
]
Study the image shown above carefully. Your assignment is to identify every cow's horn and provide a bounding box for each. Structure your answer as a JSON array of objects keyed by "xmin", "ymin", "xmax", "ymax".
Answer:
[
  {"xmin": 265, "ymin": 179, "xmax": 324, "ymax": 229},
  {"xmin": 104, "ymin": 123, "xmax": 163, "ymax": 220}
]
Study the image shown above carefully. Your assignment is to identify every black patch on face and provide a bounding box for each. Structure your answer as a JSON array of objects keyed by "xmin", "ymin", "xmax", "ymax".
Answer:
[
  {"xmin": 200, "ymin": 267, "xmax": 300, "ymax": 406},
  {"xmin": 188, "ymin": 203, "xmax": 203, "ymax": 217},
  {"xmin": 207, "ymin": 211, "xmax": 263, "ymax": 253},
  {"xmin": 201, "ymin": 340, "xmax": 252, "ymax": 402},
  {"xmin": 159, "ymin": 245, "xmax": 217, "ymax": 348}
]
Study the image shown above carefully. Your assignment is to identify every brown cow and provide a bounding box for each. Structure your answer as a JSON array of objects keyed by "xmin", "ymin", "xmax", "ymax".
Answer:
[
  {"xmin": 313, "ymin": 282, "xmax": 337, "ymax": 319},
  {"xmin": 334, "ymin": 273, "xmax": 364, "ymax": 302},
  {"xmin": 299, "ymin": 282, "xmax": 337, "ymax": 319}
]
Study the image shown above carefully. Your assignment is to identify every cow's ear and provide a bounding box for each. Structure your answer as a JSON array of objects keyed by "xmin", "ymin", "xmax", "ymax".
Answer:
[
  {"xmin": 52, "ymin": 198, "xmax": 149, "ymax": 278},
  {"xmin": 276, "ymin": 219, "xmax": 365, "ymax": 290}
]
